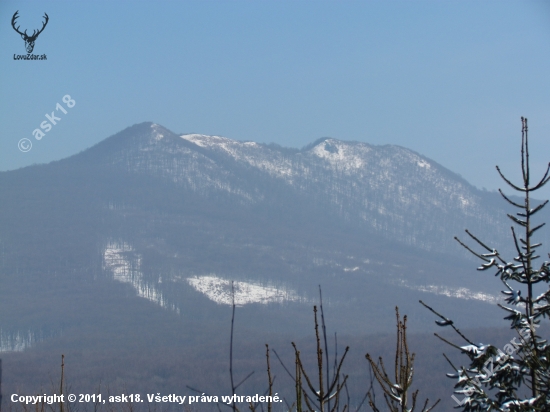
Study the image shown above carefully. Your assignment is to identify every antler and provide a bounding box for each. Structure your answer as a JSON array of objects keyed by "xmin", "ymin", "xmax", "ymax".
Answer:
[
  {"xmin": 32, "ymin": 13, "xmax": 49, "ymax": 39},
  {"xmin": 11, "ymin": 11, "xmax": 26, "ymax": 36},
  {"xmin": 11, "ymin": 11, "xmax": 49, "ymax": 40}
]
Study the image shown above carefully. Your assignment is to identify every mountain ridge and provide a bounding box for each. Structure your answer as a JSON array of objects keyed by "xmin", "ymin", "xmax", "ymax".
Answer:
[
  {"xmin": 3, "ymin": 121, "xmax": 542, "ymax": 260},
  {"xmin": 71, "ymin": 122, "xmax": 515, "ymax": 256},
  {"xmin": 1, "ymin": 122, "xmax": 546, "ymax": 335}
]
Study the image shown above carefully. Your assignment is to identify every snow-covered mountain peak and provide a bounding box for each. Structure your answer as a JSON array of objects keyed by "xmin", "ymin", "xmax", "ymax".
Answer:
[{"xmin": 309, "ymin": 139, "xmax": 370, "ymax": 171}]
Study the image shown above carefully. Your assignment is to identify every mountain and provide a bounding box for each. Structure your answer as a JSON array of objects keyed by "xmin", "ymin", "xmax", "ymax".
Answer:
[
  {"xmin": 72, "ymin": 122, "xmax": 517, "ymax": 257},
  {"xmin": 1, "ymin": 122, "xmax": 547, "ymax": 406}
]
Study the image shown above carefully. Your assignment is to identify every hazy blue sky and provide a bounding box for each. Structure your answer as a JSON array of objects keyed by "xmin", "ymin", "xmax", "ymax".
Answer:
[{"xmin": 2, "ymin": 1, "xmax": 550, "ymax": 196}]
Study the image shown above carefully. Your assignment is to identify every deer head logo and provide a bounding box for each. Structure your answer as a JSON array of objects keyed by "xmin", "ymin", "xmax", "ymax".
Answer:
[{"xmin": 11, "ymin": 11, "xmax": 49, "ymax": 54}]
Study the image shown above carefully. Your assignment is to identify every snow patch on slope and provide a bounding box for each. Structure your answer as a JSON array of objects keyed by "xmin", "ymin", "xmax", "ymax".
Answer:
[
  {"xmin": 181, "ymin": 134, "xmax": 233, "ymax": 148},
  {"xmin": 417, "ymin": 159, "xmax": 431, "ymax": 169},
  {"xmin": 186, "ymin": 275, "xmax": 302, "ymax": 306},
  {"xmin": 0, "ymin": 330, "xmax": 40, "ymax": 352},
  {"xmin": 396, "ymin": 279, "xmax": 501, "ymax": 304},
  {"xmin": 103, "ymin": 241, "xmax": 179, "ymax": 313},
  {"xmin": 181, "ymin": 133, "xmax": 296, "ymax": 180},
  {"xmin": 311, "ymin": 139, "xmax": 366, "ymax": 171},
  {"xmin": 150, "ymin": 123, "xmax": 166, "ymax": 141}
]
